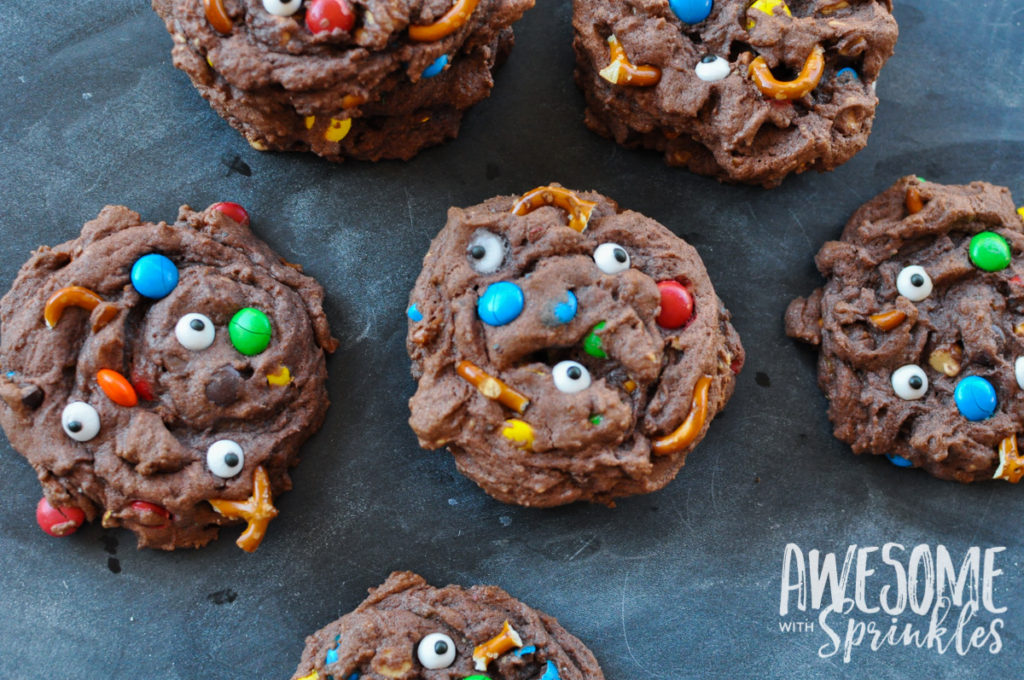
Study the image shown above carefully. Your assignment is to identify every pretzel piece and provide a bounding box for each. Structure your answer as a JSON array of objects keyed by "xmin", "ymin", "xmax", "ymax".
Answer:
[
  {"xmin": 511, "ymin": 186, "xmax": 598, "ymax": 233},
  {"xmin": 652, "ymin": 375, "xmax": 711, "ymax": 455},
  {"xmin": 457, "ymin": 361, "xmax": 530, "ymax": 414},
  {"xmin": 994, "ymin": 434, "xmax": 1024, "ymax": 483},
  {"xmin": 409, "ymin": 0, "xmax": 480, "ymax": 42},
  {"xmin": 598, "ymin": 35, "xmax": 661, "ymax": 87},
  {"xmin": 44, "ymin": 286, "xmax": 118, "ymax": 331},
  {"xmin": 208, "ymin": 466, "xmax": 279, "ymax": 552},
  {"xmin": 473, "ymin": 620, "xmax": 523, "ymax": 670},
  {"xmin": 749, "ymin": 45, "xmax": 825, "ymax": 100}
]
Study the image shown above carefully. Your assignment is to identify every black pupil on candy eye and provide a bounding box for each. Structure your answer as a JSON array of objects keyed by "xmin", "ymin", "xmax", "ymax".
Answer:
[
  {"xmin": 67, "ymin": 421, "xmax": 82, "ymax": 432},
  {"xmin": 567, "ymin": 366, "xmax": 582, "ymax": 380},
  {"xmin": 614, "ymin": 248, "xmax": 627, "ymax": 263},
  {"xmin": 702, "ymin": 55, "xmax": 716, "ymax": 63},
  {"xmin": 224, "ymin": 453, "xmax": 239, "ymax": 467},
  {"xmin": 434, "ymin": 641, "xmax": 448, "ymax": 655},
  {"xmin": 190, "ymin": 319, "xmax": 205, "ymax": 331},
  {"xmin": 908, "ymin": 376, "xmax": 923, "ymax": 390},
  {"xmin": 470, "ymin": 245, "xmax": 486, "ymax": 260},
  {"xmin": 911, "ymin": 274, "xmax": 924, "ymax": 287}
]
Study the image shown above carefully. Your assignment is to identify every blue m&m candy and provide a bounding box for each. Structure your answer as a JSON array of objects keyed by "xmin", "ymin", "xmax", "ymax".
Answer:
[
  {"xmin": 422, "ymin": 54, "xmax": 448, "ymax": 78},
  {"xmin": 477, "ymin": 282, "xmax": 524, "ymax": 326},
  {"xmin": 551, "ymin": 291, "xmax": 578, "ymax": 324},
  {"xmin": 954, "ymin": 376, "xmax": 997, "ymax": 421},
  {"xmin": 131, "ymin": 254, "xmax": 178, "ymax": 299},
  {"xmin": 669, "ymin": 0, "xmax": 712, "ymax": 23},
  {"xmin": 407, "ymin": 303, "xmax": 423, "ymax": 322},
  {"xmin": 886, "ymin": 453, "xmax": 914, "ymax": 468},
  {"xmin": 539, "ymin": 660, "xmax": 562, "ymax": 680},
  {"xmin": 836, "ymin": 67, "xmax": 859, "ymax": 81}
]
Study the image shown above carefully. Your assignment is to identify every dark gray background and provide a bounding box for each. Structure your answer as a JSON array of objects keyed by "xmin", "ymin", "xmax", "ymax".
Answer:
[{"xmin": 1, "ymin": 1, "xmax": 1022, "ymax": 678}]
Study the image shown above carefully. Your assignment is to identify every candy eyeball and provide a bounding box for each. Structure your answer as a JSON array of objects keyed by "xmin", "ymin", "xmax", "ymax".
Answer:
[
  {"xmin": 695, "ymin": 55, "xmax": 730, "ymax": 82},
  {"xmin": 262, "ymin": 0, "xmax": 303, "ymax": 16},
  {"xmin": 896, "ymin": 266, "xmax": 933, "ymax": 302},
  {"xmin": 891, "ymin": 365, "xmax": 928, "ymax": 400},
  {"xmin": 1015, "ymin": 357, "xmax": 1024, "ymax": 390},
  {"xmin": 207, "ymin": 440, "xmax": 245, "ymax": 478},
  {"xmin": 416, "ymin": 632, "xmax": 457, "ymax": 670},
  {"xmin": 593, "ymin": 243, "xmax": 630, "ymax": 275},
  {"xmin": 467, "ymin": 230, "xmax": 506, "ymax": 274},
  {"xmin": 62, "ymin": 402, "xmax": 100, "ymax": 442},
  {"xmin": 175, "ymin": 313, "xmax": 216, "ymax": 351},
  {"xmin": 553, "ymin": 360, "xmax": 592, "ymax": 393}
]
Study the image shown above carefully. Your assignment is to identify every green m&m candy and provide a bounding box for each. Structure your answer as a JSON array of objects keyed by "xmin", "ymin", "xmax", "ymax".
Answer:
[
  {"xmin": 229, "ymin": 307, "xmax": 272, "ymax": 355},
  {"xmin": 583, "ymin": 321, "xmax": 608, "ymax": 359},
  {"xmin": 968, "ymin": 231, "xmax": 1012, "ymax": 272}
]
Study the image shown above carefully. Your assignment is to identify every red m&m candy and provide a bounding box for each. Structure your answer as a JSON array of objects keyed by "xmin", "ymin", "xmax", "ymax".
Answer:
[
  {"xmin": 306, "ymin": 0, "xmax": 356, "ymax": 34},
  {"xmin": 36, "ymin": 497, "xmax": 86, "ymax": 537},
  {"xmin": 656, "ymin": 280, "xmax": 694, "ymax": 329},
  {"xmin": 210, "ymin": 202, "xmax": 250, "ymax": 226}
]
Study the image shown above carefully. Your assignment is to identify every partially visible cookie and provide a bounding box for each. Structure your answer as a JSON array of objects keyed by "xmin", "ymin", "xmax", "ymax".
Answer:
[
  {"xmin": 0, "ymin": 203, "xmax": 338, "ymax": 549},
  {"xmin": 572, "ymin": 0, "xmax": 898, "ymax": 187},
  {"xmin": 786, "ymin": 177, "xmax": 1024, "ymax": 482},
  {"xmin": 407, "ymin": 185, "xmax": 743, "ymax": 506},
  {"xmin": 291, "ymin": 571, "xmax": 605, "ymax": 680},
  {"xmin": 151, "ymin": 0, "xmax": 534, "ymax": 161}
]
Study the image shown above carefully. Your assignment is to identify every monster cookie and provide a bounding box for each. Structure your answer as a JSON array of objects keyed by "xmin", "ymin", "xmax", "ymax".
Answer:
[
  {"xmin": 152, "ymin": 0, "xmax": 534, "ymax": 161},
  {"xmin": 0, "ymin": 203, "xmax": 338, "ymax": 549},
  {"xmin": 572, "ymin": 0, "xmax": 898, "ymax": 187},
  {"xmin": 786, "ymin": 177, "xmax": 1024, "ymax": 482},
  {"xmin": 407, "ymin": 185, "xmax": 744, "ymax": 506},
  {"xmin": 291, "ymin": 571, "xmax": 605, "ymax": 680}
]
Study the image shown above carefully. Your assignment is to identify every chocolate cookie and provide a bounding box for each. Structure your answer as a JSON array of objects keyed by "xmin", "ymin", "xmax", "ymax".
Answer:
[
  {"xmin": 786, "ymin": 177, "xmax": 1024, "ymax": 482},
  {"xmin": 152, "ymin": 0, "xmax": 534, "ymax": 161},
  {"xmin": 0, "ymin": 203, "xmax": 338, "ymax": 550},
  {"xmin": 407, "ymin": 185, "xmax": 743, "ymax": 506},
  {"xmin": 291, "ymin": 571, "xmax": 605, "ymax": 680},
  {"xmin": 572, "ymin": 0, "xmax": 898, "ymax": 187}
]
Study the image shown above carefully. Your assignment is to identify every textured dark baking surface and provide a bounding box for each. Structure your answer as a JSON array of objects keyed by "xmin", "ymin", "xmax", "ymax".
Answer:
[{"xmin": 0, "ymin": 1, "xmax": 1021, "ymax": 678}]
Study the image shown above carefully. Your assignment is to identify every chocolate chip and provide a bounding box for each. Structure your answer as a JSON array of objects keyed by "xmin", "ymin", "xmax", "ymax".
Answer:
[
  {"xmin": 205, "ymin": 366, "xmax": 243, "ymax": 406},
  {"xmin": 20, "ymin": 385, "xmax": 44, "ymax": 410}
]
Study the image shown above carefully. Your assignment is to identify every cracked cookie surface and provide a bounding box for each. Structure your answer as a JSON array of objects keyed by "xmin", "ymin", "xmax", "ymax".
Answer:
[
  {"xmin": 152, "ymin": 0, "xmax": 534, "ymax": 160},
  {"xmin": 572, "ymin": 0, "xmax": 898, "ymax": 187},
  {"xmin": 786, "ymin": 177, "xmax": 1024, "ymax": 482},
  {"xmin": 0, "ymin": 204, "xmax": 337, "ymax": 549},
  {"xmin": 291, "ymin": 571, "xmax": 605, "ymax": 680},
  {"xmin": 407, "ymin": 186, "xmax": 743, "ymax": 506}
]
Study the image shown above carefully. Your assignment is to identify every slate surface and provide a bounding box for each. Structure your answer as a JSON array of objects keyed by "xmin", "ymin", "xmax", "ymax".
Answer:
[{"xmin": 0, "ymin": 1, "xmax": 1022, "ymax": 678}]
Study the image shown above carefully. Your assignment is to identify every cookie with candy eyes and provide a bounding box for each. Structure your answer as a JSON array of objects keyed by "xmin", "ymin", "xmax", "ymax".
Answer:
[
  {"xmin": 290, "ymin": 571, "xmax": 605, "ymax": 680},
  {"xmin": 0, "ymin": 203, "xmax": 338, "ymax": 549},
  {"xmin": 407, "ymin": 185, "xmax": 744, "ymax": 506},
  {"xmin": 785, "ymin": 177, "xmax": 1024, "ymax": 483},
  {"xmin": 571, "ymin": 0, "xmax": 898, "ymax": 187},
  {"xmin": 150, "ymin": 0, "xmax": 534, "ymax": 161}
]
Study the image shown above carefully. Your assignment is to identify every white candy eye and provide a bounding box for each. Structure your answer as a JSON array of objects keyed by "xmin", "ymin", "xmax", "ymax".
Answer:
[
  {"xmin": 695, "ymin": 55, "xmax": 730, "ymax": 82},
  {"xmin": 62, "ymin": 402, "xmax": 100, "ymax": 442},
  {"xmin": 593, "ymin": 243, "xmax": 630, "ymax": 274},
  {"xmin": 416, "ymin": 632, "xmax": 456, "ymax": 670},
  {"xmin": 207, "ymin": 440, "xmax": 244, "ymax": 478},
  {"xmin": 896, "ymin": 266, "xmax": 933, "ymax": 302},
  {"xmin": 1015, "ymin": 357, "xmax": 1024, "ymax": 390},
  {"xmin": 466, "ymin": 230, "xmax": 506, "ymax": 274},
  {"xmin": 175, "ymin": 313, "xmax": 216, "ymax": 351},
  {"xmin": 552, "ymin": 360, "xmax": 592, "ymax": 393},
  {"xmin": 262, "ymin": 0, "xmax": 302, "ymax": 16},
  {"xmin": 891, "ymin": 365, "xmax": 928, "ymax": 400}
]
